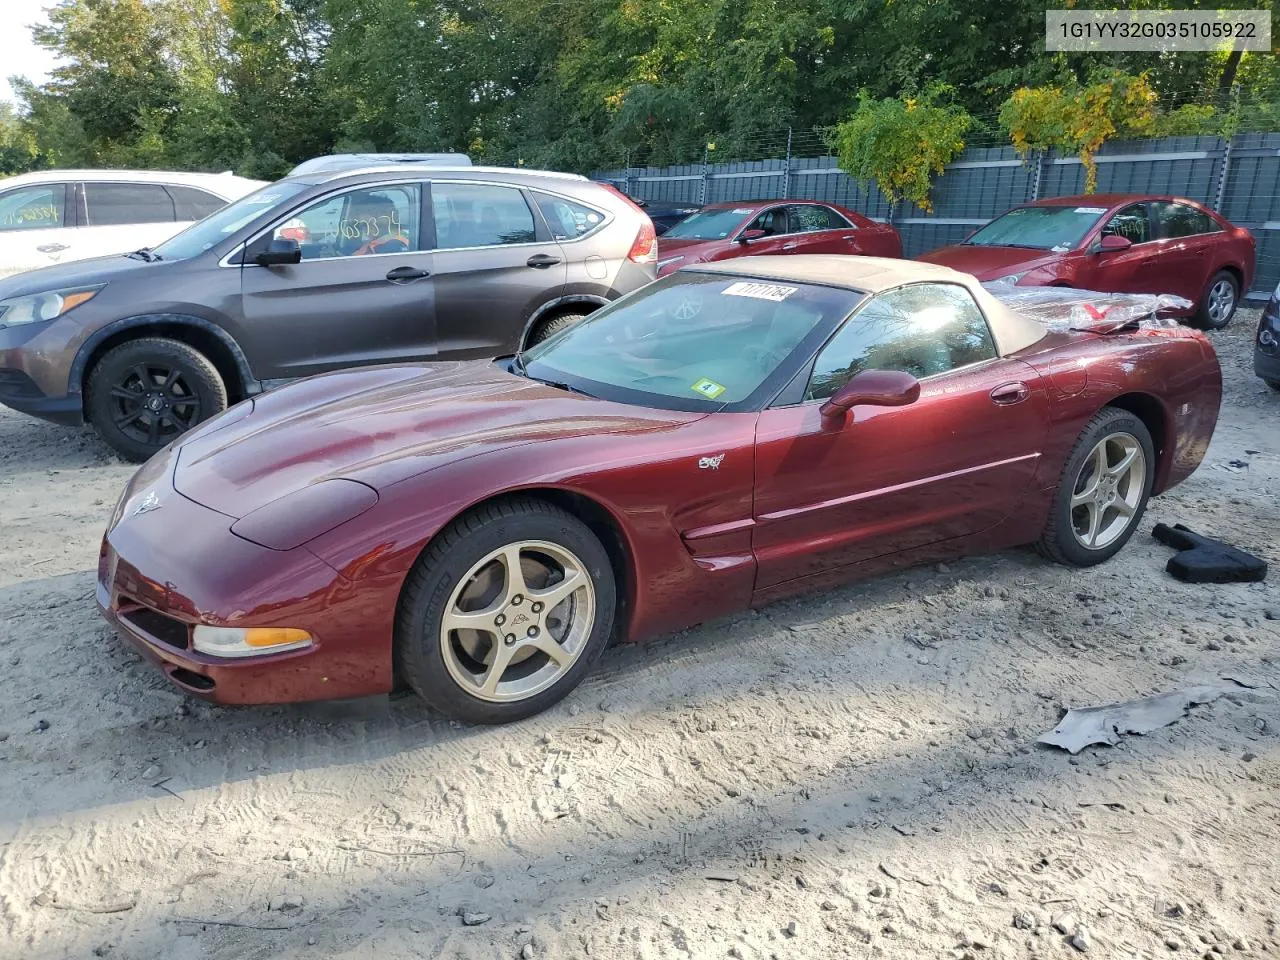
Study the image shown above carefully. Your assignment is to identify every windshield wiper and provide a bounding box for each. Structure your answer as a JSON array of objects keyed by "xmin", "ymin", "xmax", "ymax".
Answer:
[
  {"xmin": 966, "ymin": 242, "xmax": 1044, "ymax": 250},
  {"xmin": 127, "ymin": 247, "xmax": 162, "ymax": 262},
  {"xmin": 532, "ymin": 376, "xmax": 595, "ymax": 398}
]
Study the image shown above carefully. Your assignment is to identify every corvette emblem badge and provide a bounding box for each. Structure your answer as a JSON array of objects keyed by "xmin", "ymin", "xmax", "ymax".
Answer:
[{"xmin": 132, "ymin": 491, "xmax": 162, "ymax": 517}]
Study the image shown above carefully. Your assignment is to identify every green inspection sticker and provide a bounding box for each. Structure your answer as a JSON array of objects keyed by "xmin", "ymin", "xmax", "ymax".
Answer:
[{"xmin": 691, "ymin": 378, "xmax": 726, "ymax": 399}]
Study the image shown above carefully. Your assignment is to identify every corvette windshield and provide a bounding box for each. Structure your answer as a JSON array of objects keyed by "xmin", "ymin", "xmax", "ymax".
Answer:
[
  {"xmin": 520, "ymin": 273, "xmax": 863, "ymax": 410},
  {"xmin": 152, "ymin": 181, "xmax": 309, "ymax": 260},
  {"xmin": 661, "ymin": 208, "xmax": 754, "ymax": 241},
  {"xmin": 965, "ymin": 205, "xmax": 1106, "ymax": 251}
]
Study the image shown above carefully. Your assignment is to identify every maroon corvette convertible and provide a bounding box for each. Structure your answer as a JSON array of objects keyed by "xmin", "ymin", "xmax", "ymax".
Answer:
[{"xmin": 98, "ymin": 257, "xmax": 1221, "ymax": 723}]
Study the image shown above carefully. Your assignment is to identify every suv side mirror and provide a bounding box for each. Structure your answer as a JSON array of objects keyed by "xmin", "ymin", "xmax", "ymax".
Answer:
[
  {"xmin": 819, "ymin": 369, "xmax": 921, "ymax": 423},
  {"xmin": 255, "ymin": 237, "xmax": 302, "ymax": 266},
  {"xmin": 737, "ymin": 229, "xmax": 766, "ymax": 244},
  {"xmin": 1098, "ymin": 234, "xmax": 1132, "ymax": 253}
]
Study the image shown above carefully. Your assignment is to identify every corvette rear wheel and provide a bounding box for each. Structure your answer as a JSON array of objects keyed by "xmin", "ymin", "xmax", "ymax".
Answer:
[
  {"xmin": 395, "ymin": 498, "xmax": 616, "ymax": 724},
  {"xmin": 1038, "ymin": 407, "xmax": 1154, "ymax": 567}
]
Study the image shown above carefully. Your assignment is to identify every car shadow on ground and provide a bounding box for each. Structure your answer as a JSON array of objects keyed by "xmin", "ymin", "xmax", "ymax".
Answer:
[{"xmin": 0, "ymin": 541, "xmax": 1203, "ymax": 827}]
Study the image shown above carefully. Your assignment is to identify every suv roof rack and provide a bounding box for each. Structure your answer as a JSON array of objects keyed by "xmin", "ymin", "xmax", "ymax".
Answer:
[
  {"xmin": 313, "ymin": 164, "xmax": 590, "ymax": 183},
  {"xmin": 289, "ymin": 153, "xmax": 472, "ymax": 176}
]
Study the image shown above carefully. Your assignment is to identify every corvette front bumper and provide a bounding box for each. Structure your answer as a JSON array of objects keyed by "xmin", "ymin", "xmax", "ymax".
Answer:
[{"xmin": 97, "ymin": 454, "xmax": 395, "ymax": 705}]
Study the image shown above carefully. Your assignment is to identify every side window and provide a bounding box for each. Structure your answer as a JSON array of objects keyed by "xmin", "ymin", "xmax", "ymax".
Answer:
[
  {"xmin": 432, "ymin": 182, "xmax": 536, "ymax": 249},
  {"xmin": 167, "ymin": 186, "xmax": 227, "ymax": 221},
  {"xmin": 806, "ymin": 283, "xmax": 997, "ymax": 401},
  {"xmin": 747, "ymin": 207, "xmax": 788, "ymax": 237},
  {"xmin": 788, "ymin": 205, "xmax": 850, "ymax": 232},
  {"xmin": 84, "ymin": 183, "xmax": 176, "ymax": 226},
  {"xmin": 0, "ymin": 184, "xmax": 66, "ymax": 232},
  {"xmin": 1100, "ymin": 203, "xmax": 1149, "ymax": 245},
  {"xmin": 270, "ymin": 184, "xmax": 421, "ymax": 260},
  {"xmin": 532, "ymin": 192, "xmax": 606, "ymax": 240},
  {"xmin": 1153, "ymin": 201, "xmax": 1218, "ymax": 240}
]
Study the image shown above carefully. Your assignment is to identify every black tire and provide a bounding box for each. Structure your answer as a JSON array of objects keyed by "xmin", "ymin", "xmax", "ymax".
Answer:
[
  {"xmin": 86, "ymin": 337, "xmax": 227, "ymax": 462},
  {"xmin": 395, "ymin": 498, "xmax": 617, "ymax": 724},
  {"xmin": 1191, "ymin": 270, "xmax": 1239, "ymax": 330},
  {"xmin": 1265, "ymin": 379, "xmax": 1280, "ymax": 392},
  {"xmin": 528, "ymin": 312, "xmax": 588, "ymax": 346},
  {"xmin": 1038, "ymin": 407, "xmax": 1155, "ymax": 567}
]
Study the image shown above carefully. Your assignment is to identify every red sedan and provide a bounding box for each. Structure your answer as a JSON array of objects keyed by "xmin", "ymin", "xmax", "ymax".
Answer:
[
  {"xmin": 98, "ymin": 256, "xmax": 1221, "ymax": 724},
  {"xmin": 918, "ymin": 194, "xmax": 1255, "ymax": 329},
  {"xmin": 657, "ymin": 200, "xmax": 902, "ymax": 276}
]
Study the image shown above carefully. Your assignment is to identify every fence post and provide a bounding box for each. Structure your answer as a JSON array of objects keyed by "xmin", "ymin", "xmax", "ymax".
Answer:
[
  {"xmin": 1030, "ymin": 150, "xmax": 1045, "ymax": 201},
  {"xmin": 623, "ymin": 150, "xmax": 634, "ymax": 199},
  {"xmin": 699, "ymin": 146, "xmax": 710, "ymax": 205},
  {"xmin": 782, "ymin": 126, "xmax": 793, "ymax": 199},
  {"xmin": 1213, "ymin": 135, "xmax": 1233, "ymax": 214}
]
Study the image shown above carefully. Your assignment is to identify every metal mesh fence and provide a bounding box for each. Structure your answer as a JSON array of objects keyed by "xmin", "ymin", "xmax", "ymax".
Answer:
[{"xmin": 597, "ymin": 127, "xmax": 1280, "ymax": 301}]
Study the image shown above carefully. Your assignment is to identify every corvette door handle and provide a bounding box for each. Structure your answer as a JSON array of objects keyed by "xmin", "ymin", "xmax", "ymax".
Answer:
[
  {"xmin": 527, "ymin": 254, "xmax": 561, "ymax": 268},
  {"xmin": 990, "ymin": 381, "xmax": 1030, "ymax": 405},
  {"xmin": 36, "ymin": 242, "xmax": 69, "ymax": 253},
  {"xmin": 781, "ymin": 243, "xmax": 798, "ymax": 251},
  {"xmin": 386, "ymin": 265, "xmax": 430, "ymax": 283}
]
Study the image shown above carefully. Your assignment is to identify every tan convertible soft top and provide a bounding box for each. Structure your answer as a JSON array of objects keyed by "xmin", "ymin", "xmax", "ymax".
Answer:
[{"xmin": 691, "ymin": 255, "xmax": 1048, "ymax": 356}]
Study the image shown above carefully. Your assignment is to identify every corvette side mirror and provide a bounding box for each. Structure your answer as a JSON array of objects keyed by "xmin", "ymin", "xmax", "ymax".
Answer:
[
  {"xmin": 820, "ymin": 369, "xmax": 921, "ymax": 423},
  {"xmin": 1098, "ymin": 234, "xmax": 1132, "ymax": 253},
  {"xmin": 737, "ymin": 229, "xmax": 766, "ymax": 244}
]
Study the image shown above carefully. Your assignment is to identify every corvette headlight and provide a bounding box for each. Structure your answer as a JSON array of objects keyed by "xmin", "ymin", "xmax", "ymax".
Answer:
[
  {"xmin": 0, "ymin": 284, "xmax": 104, "ymax": 328},
  {"xmin": 992, "ymin": 272, "xmax": 1029, "ymax": 286},
  {"xmin": 192, "ymin": 626, "xmax": 313, "ymax": 659},
  {"xmin": 230, "ymin": 478, "xmax": 378, "ymax": 550}
]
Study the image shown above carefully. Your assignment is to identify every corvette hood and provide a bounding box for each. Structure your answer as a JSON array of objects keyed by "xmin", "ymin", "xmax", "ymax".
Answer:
[
  {"xmin": 916, "ymin": 245, "xmax": 1062, "ymax": 280},
  {"xmin": 173, "ymin": 360, "xmax": 703, "ymax": 518}
]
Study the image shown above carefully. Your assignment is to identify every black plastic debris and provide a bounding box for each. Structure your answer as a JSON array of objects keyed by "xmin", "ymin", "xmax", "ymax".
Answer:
[{"xmin": 1152, "ymin": 523, "xmax": 1268, "ymax": 584}]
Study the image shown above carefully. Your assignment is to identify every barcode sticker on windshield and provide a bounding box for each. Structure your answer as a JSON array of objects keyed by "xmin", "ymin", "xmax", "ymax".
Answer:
[
  {"xmin": 1074, "ymin": 206, "xmax": 1107, "ymax": 214},
  {"xmin": 722, "ymin": 281, "xmax": 798, "ymax": 302}
]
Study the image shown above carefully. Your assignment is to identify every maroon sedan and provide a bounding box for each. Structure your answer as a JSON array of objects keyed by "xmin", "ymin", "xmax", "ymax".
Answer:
[
  {"xmin": 657, "ymin": 200, "xmax": 902, "ymax": 276},
  {"xmin": 918, "ymin": 194, "xmax": 1256, "ymax": 329},
  {"xmin": 99, "ymin": 256, "xmax": 1221, "ymax": 724}
]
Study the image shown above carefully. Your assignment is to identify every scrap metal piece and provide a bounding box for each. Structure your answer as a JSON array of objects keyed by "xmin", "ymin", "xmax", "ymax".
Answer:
[
  {"xmin": 1152, "ymin": 523, "xmax": 1268, "ymax": 584},
  {"xmin": 1038, "ymin": 685, "xmax": 1231, "ymax": 754}
]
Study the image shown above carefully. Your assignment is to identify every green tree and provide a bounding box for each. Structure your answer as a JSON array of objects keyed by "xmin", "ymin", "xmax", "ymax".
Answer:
[{"xmin": 832, "ymin": 89, "xmax": 972, "ymax": 213}]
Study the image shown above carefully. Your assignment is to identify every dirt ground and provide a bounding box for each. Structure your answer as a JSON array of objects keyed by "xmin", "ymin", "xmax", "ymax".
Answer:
[{"xmin": 0, "ymin": 313, "xmax": 1277, "ymax": 960}]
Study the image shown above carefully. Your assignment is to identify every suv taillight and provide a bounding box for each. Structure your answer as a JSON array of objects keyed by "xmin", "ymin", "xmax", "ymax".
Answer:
[
  {"xmin": 628, "ymin": 220, "xmax": 657, "ymax": 264},
  {"xmin": 596, "ymin": 183, "xmax": 658, "ymax": 264}
]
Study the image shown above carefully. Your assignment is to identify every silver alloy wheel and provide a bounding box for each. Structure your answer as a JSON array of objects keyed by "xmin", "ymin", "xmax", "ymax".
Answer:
[
  {"xmin": 1070, "ymin": 432, "xmax": 1147, "ymax": 550},
  {"xmin": 1207, "ymin": 278, "xmax": 1235, "ymax": 325},
  {"xmin": 439, "ymin": 540, "xmax": 596, "ymax": 703}
]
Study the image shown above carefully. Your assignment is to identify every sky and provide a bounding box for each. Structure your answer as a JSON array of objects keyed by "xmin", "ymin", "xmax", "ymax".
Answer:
[{"xmin": 0, "ymin": 0, "xmax": 60, "ymax": 104}]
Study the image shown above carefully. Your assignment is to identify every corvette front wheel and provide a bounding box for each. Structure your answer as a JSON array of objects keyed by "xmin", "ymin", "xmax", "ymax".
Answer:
[
  {"xmin": 395, "ymin": 499, "xmax": 616, "ymax": 724},
  {"xmin": 1038, "ymin": 407, "xmax": 1154, "ymax": 567}
]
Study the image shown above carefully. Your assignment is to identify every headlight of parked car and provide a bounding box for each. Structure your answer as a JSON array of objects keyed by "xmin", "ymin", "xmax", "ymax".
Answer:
[
  {"xmin": 992, "ymin": 272, "xmax": 1029, "ymax": 286},
  {"xmin": 0, "ymin": 284, "xmax": 104, "ymax": 328},
  {"xmin": 229, "ymin": 478, "xmax": 379, "ymax": 551}
]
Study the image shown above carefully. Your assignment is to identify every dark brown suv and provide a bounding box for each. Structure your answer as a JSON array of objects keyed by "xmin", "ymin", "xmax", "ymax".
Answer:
[{"xmin": 0, "ymin": 166, "xmax": 657, "ymax": 459}]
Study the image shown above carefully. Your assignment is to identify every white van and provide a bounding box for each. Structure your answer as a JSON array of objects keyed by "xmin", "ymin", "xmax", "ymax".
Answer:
[{"xmin": 0, "ymin": 169, "xmax": 265, "ymax": 278}]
